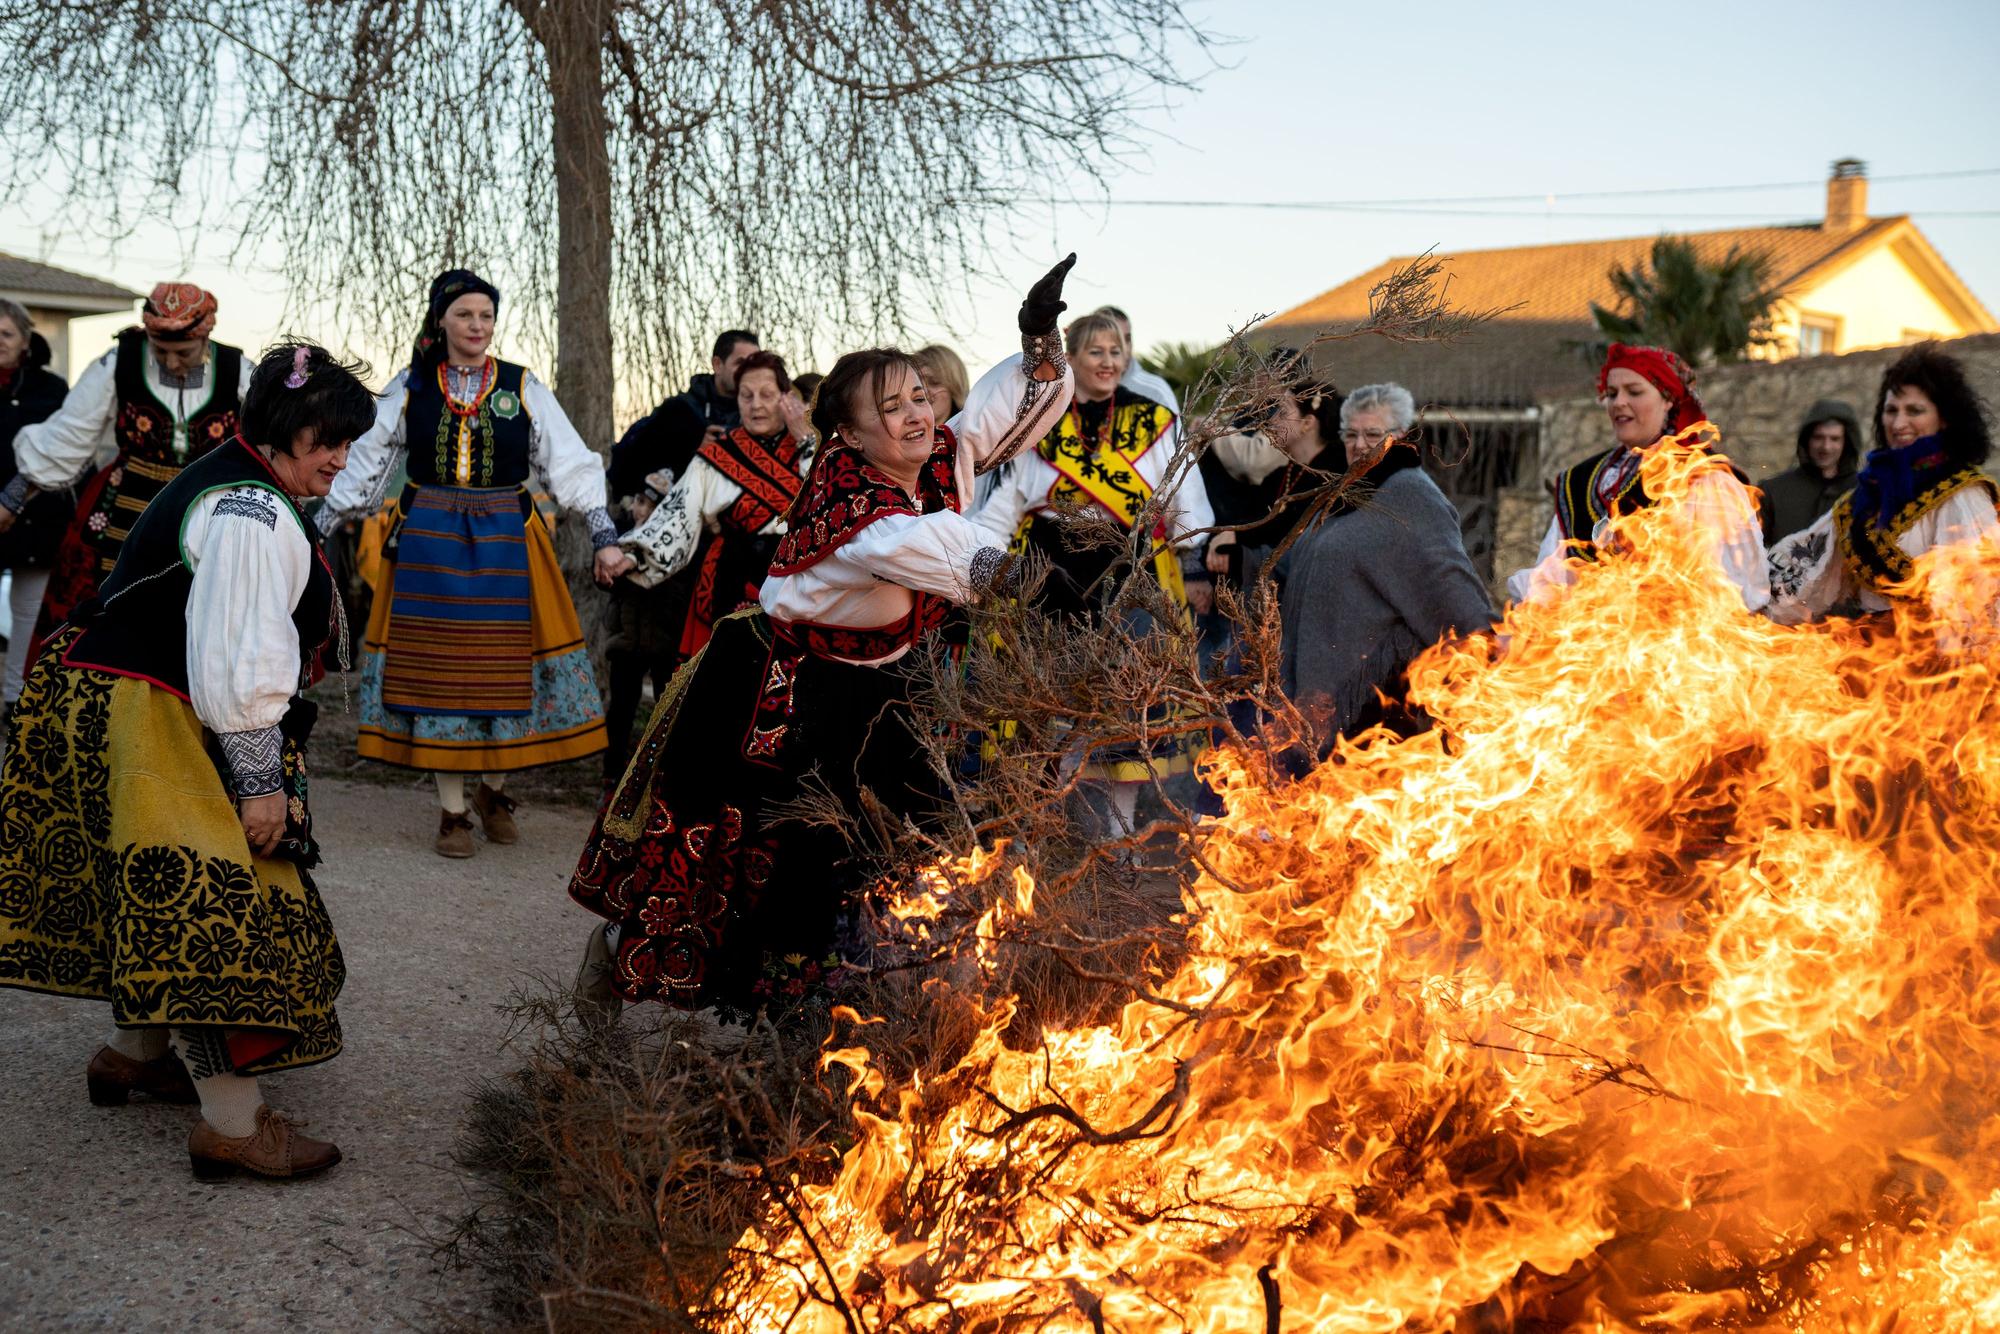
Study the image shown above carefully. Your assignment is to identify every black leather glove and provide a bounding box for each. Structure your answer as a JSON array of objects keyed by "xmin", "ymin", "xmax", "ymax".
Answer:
[
  {"xmin": 1037, "ymin": 560, "xmax": 1093, "ymax": 614},
  {"xmin": 1017, "ymin": 253, "xmax": 1077, "ymax": 336}
]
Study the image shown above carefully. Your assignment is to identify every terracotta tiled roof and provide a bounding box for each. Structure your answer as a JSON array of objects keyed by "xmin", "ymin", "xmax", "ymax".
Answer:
[
  {"xmin": 1260, "ymin": 218, "xmax": 1906, "ymax": 408},
  {"xmin": 0, "ymin": 251, "xmax": 141, "ymax": 305}
]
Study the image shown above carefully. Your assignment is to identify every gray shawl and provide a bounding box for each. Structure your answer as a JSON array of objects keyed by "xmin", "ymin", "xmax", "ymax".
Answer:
[{"xmin": 1275, "ymin": 467, "xmax": 1495, "ymax": 753}]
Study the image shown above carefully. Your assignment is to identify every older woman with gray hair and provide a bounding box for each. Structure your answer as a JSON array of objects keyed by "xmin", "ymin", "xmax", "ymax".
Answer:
[{"xmin": 1273, "ymin": 382, "xmax": 1494, "ymax": 762}]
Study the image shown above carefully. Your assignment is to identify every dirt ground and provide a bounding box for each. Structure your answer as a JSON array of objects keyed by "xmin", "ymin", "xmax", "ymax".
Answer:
[{"xmin": 0, "ymin": 775, "xmax": 600, "ymax": 1332}]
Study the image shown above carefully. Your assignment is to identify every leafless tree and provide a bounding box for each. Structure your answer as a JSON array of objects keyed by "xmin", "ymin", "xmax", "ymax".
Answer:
[
  {"xmin": 1, "ymin": 0, "xmax": 1217, "ymax": 638},
  {"xmin": 3, "ymin": 0, "xmax": 1217, "ymax": 429}
]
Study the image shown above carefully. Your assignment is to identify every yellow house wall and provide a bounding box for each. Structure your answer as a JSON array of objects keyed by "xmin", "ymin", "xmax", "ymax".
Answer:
[{"xmin": 1786, "ymin": 242, "xmax": 1971, "ymax": 354}]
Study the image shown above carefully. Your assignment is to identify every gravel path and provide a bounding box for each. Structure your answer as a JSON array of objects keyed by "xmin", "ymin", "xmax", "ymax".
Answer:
[{"xmin": 0, "ymin": 775, "xmax": 599, "ymax": 1331}]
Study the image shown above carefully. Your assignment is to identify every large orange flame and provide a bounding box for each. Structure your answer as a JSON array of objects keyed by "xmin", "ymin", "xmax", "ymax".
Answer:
[{"xmin": 721, "ymin": 439, "xmax": 2000, "ymax": 1330}]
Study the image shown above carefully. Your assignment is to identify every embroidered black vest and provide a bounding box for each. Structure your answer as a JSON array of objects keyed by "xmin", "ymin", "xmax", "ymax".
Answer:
[
  {"xmin": 1833, "ymin": 465, "xmax": 2000, "ymax": 595},
  {"xmin": 404, "ymin": 358, "xmax": 535, "ymax": 488},
  {"xmin": 111, "ymin": 330, "xmax": 244, "ymax": 466},
  {"xmin": 64, "ymin": 439, "xmax": 335, "ymax": 698},
  {"xmin": 1553, "ymin": 427, "xmax": 1743, "ymax": 559}
]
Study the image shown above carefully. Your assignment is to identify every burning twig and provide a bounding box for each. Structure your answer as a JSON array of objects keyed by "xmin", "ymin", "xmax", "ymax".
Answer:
[
  {"xmin": 1463, "ymin": 1023, "xmax": 1690, "ymax": 1105},
  {"xmin": 721, "ymin": 1106, "xmax": 868, "ymax": 1334},
  {"xmin": 1256, "ymin": 1263, "xmax": 1281, "ymax": 1334},
  {"xmin": 976, "ymin": 1059, "xmax": 1193, "ymax": 1146}
]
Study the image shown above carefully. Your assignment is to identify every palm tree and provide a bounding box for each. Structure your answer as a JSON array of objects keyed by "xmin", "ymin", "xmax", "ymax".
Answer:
[
  {"xmin": 1589, "ymin": 236, "xmax": 1782, "ymax": 366},
  {"xmin": 1139, "ymin": 340, "xmax": 1243, "ymax": 414}
]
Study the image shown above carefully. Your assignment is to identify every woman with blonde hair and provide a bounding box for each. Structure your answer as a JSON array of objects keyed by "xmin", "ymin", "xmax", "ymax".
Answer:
[
  {"xmin": 971, "ymin": 307, "xmax": 1213, "ymax": 833},
  {"xmin": 911, "ymin": 344, "xmax": 970, "ymax": 421}
]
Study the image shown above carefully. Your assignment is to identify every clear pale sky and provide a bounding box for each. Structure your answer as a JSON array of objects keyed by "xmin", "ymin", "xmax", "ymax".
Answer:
[{"xmin": 11, "ymin": 0, "xmax": 1999, "ymax": 424}]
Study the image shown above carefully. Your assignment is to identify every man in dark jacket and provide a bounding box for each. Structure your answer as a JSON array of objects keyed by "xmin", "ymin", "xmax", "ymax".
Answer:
[
  {"xmin": 1759, "ymin": 398, "xmax": 1861, "ymax": 545},
  {"xmin": 607, "ymin": 328, "xmax": 759, "ymax": 502}
]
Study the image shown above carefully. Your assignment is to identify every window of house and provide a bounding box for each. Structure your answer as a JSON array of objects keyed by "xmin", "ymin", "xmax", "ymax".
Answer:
[{"xmin": 1797, "ymin": 315, "xmax": 1840, "ymax": 358}]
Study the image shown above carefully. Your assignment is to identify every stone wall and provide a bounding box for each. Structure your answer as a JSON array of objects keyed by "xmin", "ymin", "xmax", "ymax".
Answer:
[{"xmin": 1488, "ymin": 332, "xmax": 2000, "ymax": 598}]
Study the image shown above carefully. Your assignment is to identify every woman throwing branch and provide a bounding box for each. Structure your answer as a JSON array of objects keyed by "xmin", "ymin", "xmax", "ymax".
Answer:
[
  {"xmin": 570, "ymin": 256, "xmax": 1076, "ymax": 1020},
  {"xmin": 971, "ymin": 308, "xmax": 1214, "ymax": 834}
]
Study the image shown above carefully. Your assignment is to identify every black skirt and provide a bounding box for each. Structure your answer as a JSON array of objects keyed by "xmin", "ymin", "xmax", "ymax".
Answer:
[{"xmin": 569, "ymin": 610, "xmax": 942, "ymax": 1012}]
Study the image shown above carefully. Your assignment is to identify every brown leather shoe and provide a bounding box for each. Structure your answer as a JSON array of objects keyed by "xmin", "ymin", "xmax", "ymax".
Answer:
[
  {"xmin": 188, "ymin": 1105, "xmax": 342, "ymax": 1181},
  {"xmin": 86, "ymin": 1045, "xmax": 198, "ymax": 1107},
  {"xmin": 574, "ymin": 921, "xmax": 622, "ymax": 1033},
  {"xmin": 435, "ymin": 809, "xmax": 475, "ymax": 858},
  {"xmin": 472, "ymin": 783, "xmax": 520, "ymax": 845}
]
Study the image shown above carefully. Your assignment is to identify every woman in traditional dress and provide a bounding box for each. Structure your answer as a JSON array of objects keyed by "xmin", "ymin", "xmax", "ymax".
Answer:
[
  {"xmin": 603, "ymin": 350, "xmax": 813, "ymax": 787},
  {"xmin": 0, "ymin": 283, "xmax": 252, "ymax": 662},
  {"xmin": 621, "ymin": 350, "xmax": 814, "ymax": 665},
  {"xmin": 1506, "ymin": 343, "xmax": 1768, "ymax": 612},
  {"xmin": 1767, "ymin": 343, "xmax": 1997, "ymax": 627},
  {"xmin": 0, "ymin": 341, "xmax": 369, "ymax": 1180},
  {"xmin": 569, "ymin": 256, "xmax": 1076, "ymax": 1020},
  {"xmin": 971, "ymin": 308, "xmax": 1214, "ymax": 833},
  {"xmin": 314, "ymin": 269, "xmax": 627, "ymax": 859},
  {"xmin": 0, "ymin": 301, "xmax": 70, "ymax": 715}
]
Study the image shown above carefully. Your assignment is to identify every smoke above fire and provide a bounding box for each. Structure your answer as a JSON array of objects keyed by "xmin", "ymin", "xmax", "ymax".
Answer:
[{"xmin": 721, "ymin": 444, "xmax": 2000, "ymax": 1331}]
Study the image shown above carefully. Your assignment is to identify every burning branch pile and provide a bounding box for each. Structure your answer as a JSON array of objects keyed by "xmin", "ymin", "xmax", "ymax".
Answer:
[{"xmin": 709, "ymin": 445, "xmax": 2000, "ymax": 1330}]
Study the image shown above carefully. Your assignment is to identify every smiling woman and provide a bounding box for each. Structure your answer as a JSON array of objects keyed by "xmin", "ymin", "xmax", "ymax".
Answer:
[
  {"xmin": 1507, "ymin": 342, "xmax": 1768, "ymax": 613},
  {"xmin": 1768, "ymin": 342, "xmax": 2000, "ymax": 626},
  {"xmin": 567, "ymin": 255, "xmax": 1076, "ymax": 1024},
  {"xmin": 968, "ymin": 307, "xmax": 1215, "ymax": 833},
  {"xmin": 608, "ymin": 350, "xmax": 814, "ymax": 786},
  {"xmin": 313, "ymin": 268, "xmax": 627, "ymax": 859},
  {"xmin": 0, "ymin": 340, "xmax": 373, "ymax": 1181}
]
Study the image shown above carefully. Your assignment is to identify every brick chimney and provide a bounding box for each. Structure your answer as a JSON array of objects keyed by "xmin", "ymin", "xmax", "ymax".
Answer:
[{"xmin": 1826, "ymin": 158, "xmax": 1868, "ymax": 232}]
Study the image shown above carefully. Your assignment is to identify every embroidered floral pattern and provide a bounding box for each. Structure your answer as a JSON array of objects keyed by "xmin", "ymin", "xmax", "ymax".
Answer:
[
  {"xmin": 768, "ymin": 428, "xmax": 961, "ymax": 575},
  {"xmin": 1832, "ymin": 467, "xmax": 1998, "ymax": 595},
  {"xmin": 0, "ymin": 644, "xmax": 342, "ymax": 1072}
]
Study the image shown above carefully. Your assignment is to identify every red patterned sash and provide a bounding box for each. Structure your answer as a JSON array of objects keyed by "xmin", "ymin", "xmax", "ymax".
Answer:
[{"xmin": 701, "ymin": 428, "xmax": 806, "ymax": 535}]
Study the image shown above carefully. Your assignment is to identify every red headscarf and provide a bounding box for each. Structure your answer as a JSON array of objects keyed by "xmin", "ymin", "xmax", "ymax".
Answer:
[
  {"xmin": 141, "ymin": 282, "xmax": 219, "ymax": 342},
  {"xmin": 1597, "ymin": 342, "xmax": 1706, "ymax": 433}
]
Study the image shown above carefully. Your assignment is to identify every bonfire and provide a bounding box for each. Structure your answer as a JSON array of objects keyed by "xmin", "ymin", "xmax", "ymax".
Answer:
[{"xmin": 711, "ymin": 441, "xmax": 2000, "ymax": 1331}]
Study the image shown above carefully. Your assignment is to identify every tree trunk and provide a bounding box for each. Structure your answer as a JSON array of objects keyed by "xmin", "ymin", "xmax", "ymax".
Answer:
[{"xmin": 537, "ymin": 0, "xmax": 616, "ymax": 693}]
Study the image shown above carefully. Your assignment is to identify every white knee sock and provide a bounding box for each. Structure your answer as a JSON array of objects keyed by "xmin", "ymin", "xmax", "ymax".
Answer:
[
  {"xmin": 171, "ymin": 1029, "xmax": 264, "ymax": 1138},
  {"xmin": 436, "ymin": 773, "xmax": 467, "ymax": 814},
  {"xmin": 1109, "ymin": 781, "xmax": 1141, "ymax": 834},
  {"xmin": 107, "ymin": 1026, "xmax": 169, "ymax": 1062},
  {"xmin": 481, "ymin": 773, "xmax": 506, "ymax": 793},
  {"xmin": 4, "ymin": 568, "xmax": 48, "ymax": 707}
]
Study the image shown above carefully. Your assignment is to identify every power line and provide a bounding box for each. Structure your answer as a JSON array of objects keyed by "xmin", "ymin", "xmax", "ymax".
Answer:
[
  {"xmin": 1048, "ymin": 200, "xmax": 2000, "ymax": 220},
  {"xmin": 1071, "ymin": 166, "xmax": 2000, "ymax": 213}
]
